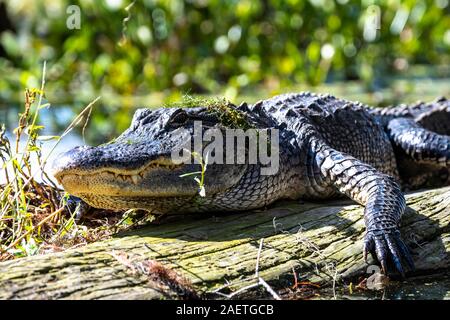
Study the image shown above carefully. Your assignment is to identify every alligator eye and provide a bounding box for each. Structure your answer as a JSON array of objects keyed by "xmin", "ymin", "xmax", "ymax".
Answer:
[{"xmin": 170, "ymin": 110, "xmax": 189, "ymax": 125}]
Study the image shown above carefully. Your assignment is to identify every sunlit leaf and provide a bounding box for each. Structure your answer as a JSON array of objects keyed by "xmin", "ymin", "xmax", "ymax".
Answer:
[{"xmin": 36, "ymin": 135, "xmax": 59, "ymax": 141}]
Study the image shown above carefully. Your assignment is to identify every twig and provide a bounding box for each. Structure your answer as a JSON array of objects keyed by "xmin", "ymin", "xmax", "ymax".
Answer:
[
  {"xmin": 255, "ymin": 238, "xmax": 264, "ymax": 278},
  {"xmin": 210, "ymin": 278, "xmax": 247, "ymax": 294},
  {"xmin": 332, "ymin": 266, "xmax": 338, "ymax": 300},
  {"xmin": 272, "ymin": 217, "xmax": 283, "ymax": 233},
  {"xmin": 292, "ymin": 266, "xmax": 298, "ymax": 289},
  {"xmin": 41, "ymin": 96, "xmax": 101, "ymax": 168},
  {"xmin": 211, "ymin": 237, "xmax": 282, "ymax": 300},
  {"xmin": 81, "ymin": 103, "xmax": 93, "ymax": 144},
  {"xmin": 214, "ymin": 283, "xmax": 261, "ymax": 299},
  {"xmin": 259, "ymin": 277, "xmax": 281, "ymax": 300},
  {"xmin": 119, "ymin": 0, "xmax": 137, "ymax": 46}
]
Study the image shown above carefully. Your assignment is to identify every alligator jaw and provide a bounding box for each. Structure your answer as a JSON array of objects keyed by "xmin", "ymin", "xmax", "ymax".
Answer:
[
  {"xmin": 54, "ymin": 158, "xmax": 182, "ymax": 183},
  {"xmin": 53, "ymin": 158, "xmax": 185, "ymax": 197}
]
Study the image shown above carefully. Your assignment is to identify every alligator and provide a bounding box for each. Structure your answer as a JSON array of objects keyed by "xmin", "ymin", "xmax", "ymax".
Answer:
[{"xmin": 52, "ymin": 92, "xmax": 450, "ymax": 277}]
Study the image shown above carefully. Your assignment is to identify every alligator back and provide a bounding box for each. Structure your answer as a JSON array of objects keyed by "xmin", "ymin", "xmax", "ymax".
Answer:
[{"xmin": 253, "ymin": 92, "xmax": 400, "ymax": 180}]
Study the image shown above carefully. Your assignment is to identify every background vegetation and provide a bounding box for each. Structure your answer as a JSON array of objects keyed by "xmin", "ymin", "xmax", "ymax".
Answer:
[{"xmin": 0, "ymin": 0, "xmax": 449, "ymax": 140}]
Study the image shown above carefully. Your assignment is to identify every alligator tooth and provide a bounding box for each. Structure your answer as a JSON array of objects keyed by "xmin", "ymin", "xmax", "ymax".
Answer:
[{"xmin": 131, "ymin": 175, "xmax": 139, "ymax": 185}]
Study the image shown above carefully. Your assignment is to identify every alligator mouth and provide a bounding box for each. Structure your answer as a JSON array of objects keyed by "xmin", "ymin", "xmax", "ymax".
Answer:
[{"xmin": 54, "ymin": 158, "xmax": 184, "ymax": 186}]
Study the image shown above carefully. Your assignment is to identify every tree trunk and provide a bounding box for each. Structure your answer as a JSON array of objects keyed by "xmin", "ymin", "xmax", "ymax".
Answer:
[{"xmin": 0, "ymin": 187, "xmax": 449, "ymax": 300}]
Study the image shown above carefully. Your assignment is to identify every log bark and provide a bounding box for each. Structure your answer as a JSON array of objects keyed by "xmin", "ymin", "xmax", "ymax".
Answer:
[{"xmin": 0, "ymin": 187, "xmax": 448, "ymax": 300}]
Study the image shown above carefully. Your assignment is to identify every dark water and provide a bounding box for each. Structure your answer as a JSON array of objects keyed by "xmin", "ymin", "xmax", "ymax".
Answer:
[{"xmin": 320, "ymin": 273, "xmax": 450, "ymax": 300}]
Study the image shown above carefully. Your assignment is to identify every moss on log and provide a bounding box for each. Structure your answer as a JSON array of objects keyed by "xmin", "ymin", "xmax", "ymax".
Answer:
[{"xmin": 0, "ymin": 187, "xmax": 449, "ymax": 299}]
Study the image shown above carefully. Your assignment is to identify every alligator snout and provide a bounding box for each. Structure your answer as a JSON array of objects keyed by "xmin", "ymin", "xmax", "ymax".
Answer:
[
  {"xmin": 52, "ymin": 141, "xmax": 167, "ymax": 178},
  {"xmin": 51, "ymin": 145, "xmax": 95, "ymax": 178}
]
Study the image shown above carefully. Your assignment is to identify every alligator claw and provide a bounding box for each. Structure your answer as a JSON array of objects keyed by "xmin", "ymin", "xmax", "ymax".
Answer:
[
  {"xmin": 363, "ymin": 235, "xmax": 374, "ymax": 263},
  {"xmin": 373, "ymin": 236, "xmax": 389, "ymax": 274},
  {"xmin": 364, "ymin": 229, "xmax": 414, "ymax": 277},
  {"xmin": 395, "ymin": 234, "xmax": 416, "ymax": 271},
  {"xmin": 385, "ymin": 235, "xmax": 405, "ymax": 277}
]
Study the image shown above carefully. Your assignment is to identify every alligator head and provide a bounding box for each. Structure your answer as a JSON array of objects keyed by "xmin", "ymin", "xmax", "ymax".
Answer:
[{"xmin": 52, "ymin": 103, "xmax": 272, "ymax": 213}]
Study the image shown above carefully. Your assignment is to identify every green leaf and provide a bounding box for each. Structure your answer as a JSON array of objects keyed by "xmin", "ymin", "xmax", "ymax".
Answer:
[
  {"xmin": 27, "ymin": 146, "xmax": 40, "ymax": 152},
  {"xmin": 179, "ymin": 171, "xmax": 202, "ymax": 178},
  {"xmin": 38, "ymin": 103, "xmax": 51, "ymax": 110},
  {"xmin": 36, "ymin": 135, "xmax": 59, "ymax": 141}
]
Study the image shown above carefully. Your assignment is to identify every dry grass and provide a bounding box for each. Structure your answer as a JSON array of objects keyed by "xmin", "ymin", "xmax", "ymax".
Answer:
[{"xmin": 0, "ymin": 63, "xmax": 141, "ymax": 261}]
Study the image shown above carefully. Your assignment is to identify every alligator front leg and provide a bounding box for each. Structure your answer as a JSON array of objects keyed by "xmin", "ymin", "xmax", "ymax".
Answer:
[{"xmin": 313, "ymin": 145, "xmax": 415, "ymax": 276}]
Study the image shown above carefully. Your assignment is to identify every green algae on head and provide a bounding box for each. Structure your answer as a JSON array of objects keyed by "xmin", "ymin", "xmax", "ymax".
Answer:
[{"xmin": 164, "ymin": 95, "xmax": 253, "ymax": 130}]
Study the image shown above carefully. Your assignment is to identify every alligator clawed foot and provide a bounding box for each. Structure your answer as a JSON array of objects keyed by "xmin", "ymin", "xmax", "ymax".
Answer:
[{"xmin": 364, "ymin": 229, "xmax": 415, "ymax": 278}]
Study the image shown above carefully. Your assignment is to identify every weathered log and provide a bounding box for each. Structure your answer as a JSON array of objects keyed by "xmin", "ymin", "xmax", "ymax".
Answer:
[{"xmin": 0, "ymin": 187, "xmax": 448, "ymax": 299}]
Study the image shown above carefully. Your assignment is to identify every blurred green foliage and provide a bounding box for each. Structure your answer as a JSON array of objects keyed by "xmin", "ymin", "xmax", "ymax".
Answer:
[
  {"xmin": 0, "ymin": 0, "xmax": 449, "ymax": 141},
  {"xmin": 1, "ymin": 0, "xmax": 449, "ymax": 101}
]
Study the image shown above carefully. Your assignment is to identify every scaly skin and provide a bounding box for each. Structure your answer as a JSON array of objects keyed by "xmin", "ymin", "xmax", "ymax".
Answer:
[{"xmin": 52, "ymin": 92, "xmax": 450, "ymax": 276}]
